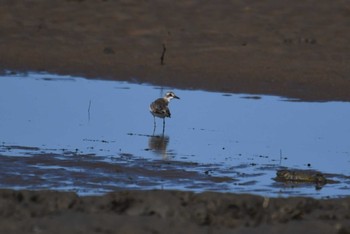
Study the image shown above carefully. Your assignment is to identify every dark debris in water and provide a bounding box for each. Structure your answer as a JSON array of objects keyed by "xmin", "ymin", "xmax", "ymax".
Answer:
[
  {"xmin": 0, "ymin": 144, "xmax": 349, "ymax": 197},
  {"xmin": 273, "ymin": 168, "xmax": 343, "ymax": 192},
  {"xmin": 83, "ymin": 139, "xmax": 116, "ymax": 144},
  {"xmin": 2, "ymin": 145, "xmax": 41, "ymax": 151},
  {"xmin": 240, "ymin": 95, "xmax": 262, "ymax": 100}
]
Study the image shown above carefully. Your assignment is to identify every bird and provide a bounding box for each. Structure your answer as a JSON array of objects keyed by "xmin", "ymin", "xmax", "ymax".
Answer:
[{"xmin": 150, "ymin": 91, "xmax": 180, "ymax": 133}]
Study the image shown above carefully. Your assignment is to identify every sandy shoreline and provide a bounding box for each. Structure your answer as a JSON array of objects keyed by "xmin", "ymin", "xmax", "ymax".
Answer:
[{"xmin": 1, "ymin": 1, "xmax": 350, "ymax": 233}]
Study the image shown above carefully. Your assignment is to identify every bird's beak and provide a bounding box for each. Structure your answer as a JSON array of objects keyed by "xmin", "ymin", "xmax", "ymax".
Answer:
[{"xmin": 174, "ymin": 95, "xmax": 180, "ymax": 99}]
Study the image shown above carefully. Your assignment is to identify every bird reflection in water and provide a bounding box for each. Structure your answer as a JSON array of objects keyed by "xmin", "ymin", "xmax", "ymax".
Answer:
[{"xmin": 148, "ymin": 134, "xmax": 170, "ymax": 159}]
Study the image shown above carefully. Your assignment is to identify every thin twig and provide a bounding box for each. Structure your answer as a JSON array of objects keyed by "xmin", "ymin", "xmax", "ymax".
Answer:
[
  {"xmin": 88, "ymin": 100, "xmax": 92, "ymax": 122},
  {"xmin": 160, "ymin": 43, "xmax": 166, "ymax": 65}
]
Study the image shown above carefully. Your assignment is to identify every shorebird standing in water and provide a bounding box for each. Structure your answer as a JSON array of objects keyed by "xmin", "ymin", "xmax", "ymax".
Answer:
[{"xmin": 150, "ymin": 91, "xmax": 180, "ymax": 133}]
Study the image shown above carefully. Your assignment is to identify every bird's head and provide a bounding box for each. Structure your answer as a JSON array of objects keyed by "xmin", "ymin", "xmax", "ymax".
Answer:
[{"xmin": 164, "ymin": 91, "xmax": 180, "ymax": 101}]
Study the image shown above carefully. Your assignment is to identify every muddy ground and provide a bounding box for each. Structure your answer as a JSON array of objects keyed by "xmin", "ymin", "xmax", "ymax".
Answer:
[
  {"xmin": 0, "ymin": 0, "xmax": 350, "ymax": 233},
  {"xmin": 1, "ymin": 0, "xmax": 350, "ymax": 101},
  {"xmin": 0, "ymin": 189, "xmax": 350, "ymax": 234}
]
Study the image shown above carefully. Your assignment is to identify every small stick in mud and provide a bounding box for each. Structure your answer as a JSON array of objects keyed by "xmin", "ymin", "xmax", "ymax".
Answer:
[
  {"xmin": 160, "ymin": 43, "xmax": 166, "ymax": 65},
  {"xmin": 88, "ymin": 100, "xmax": 92, "ymax": 121}
]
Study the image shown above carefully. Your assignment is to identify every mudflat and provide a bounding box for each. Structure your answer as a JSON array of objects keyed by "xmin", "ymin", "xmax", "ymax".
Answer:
[
  {"xmin": 0, "ymin": 0, "xmax": 349, "ymax": 101},
  {"xmin": 0, "ymin": 1, "xmax": 350, "ymax": 233},
  {"xmin": 0, "ymin": 189, "xmax": 350, "ymax": 234}
]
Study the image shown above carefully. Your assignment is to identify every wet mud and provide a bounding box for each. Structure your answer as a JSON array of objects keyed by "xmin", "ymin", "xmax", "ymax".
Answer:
[
  {"xmin": 0, "ymin": 146, "xmax": 237, "ymax": 194},
  {"xmin": 1, "ymin": 137, "xmax": 349, "ymax": 199},
  {"xmin": 0, "ymin": 0, "xmax": 350, "ymax": 101},
  {"xmin": 0, "ymin": 189, "xmax": 350, "ymax": 234}
]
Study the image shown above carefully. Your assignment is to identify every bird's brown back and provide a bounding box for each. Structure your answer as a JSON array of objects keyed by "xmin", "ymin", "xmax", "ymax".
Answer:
[{"xmin": 150, "ymin": 98, "xmax": 171, "ymax": 118}]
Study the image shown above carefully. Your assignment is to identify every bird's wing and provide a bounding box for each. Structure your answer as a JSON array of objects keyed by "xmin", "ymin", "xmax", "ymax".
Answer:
[{"xmin": 151, "ymin": 99, "xmax": 171, "ymax": 117}]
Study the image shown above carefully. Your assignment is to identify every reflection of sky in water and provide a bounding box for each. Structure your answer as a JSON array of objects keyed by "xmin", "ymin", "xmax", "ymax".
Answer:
[{"xmin": 0, "ymin": 72, "xmax": 349, "ymax": 197}]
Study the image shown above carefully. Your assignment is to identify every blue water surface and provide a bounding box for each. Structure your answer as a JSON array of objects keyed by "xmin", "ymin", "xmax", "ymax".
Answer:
[{"xmin": 0, "ymin": 72, "xmax": 349, "ymax": 197}]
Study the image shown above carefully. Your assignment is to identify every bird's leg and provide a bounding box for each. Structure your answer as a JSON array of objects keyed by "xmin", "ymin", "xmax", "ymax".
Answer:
[
  {"xmin": 152, "ymin": 116, "xmax": 156, "ymax": 135},
  {"xmin": 162, "ymin": 118, "xmax": 165, "ymax": 135}
]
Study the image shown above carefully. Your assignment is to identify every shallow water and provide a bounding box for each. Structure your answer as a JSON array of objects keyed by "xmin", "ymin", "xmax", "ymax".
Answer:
[{"xmin": 0, "ymin": 72, "xmax": 349, "ymax": 198}]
